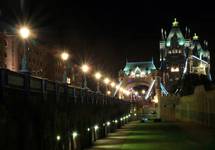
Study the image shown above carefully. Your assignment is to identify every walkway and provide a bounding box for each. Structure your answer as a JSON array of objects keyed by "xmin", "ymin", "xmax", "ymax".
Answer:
[{"xmin": 87, "ymin": 121, "xmax": 215, "ymax": 150}]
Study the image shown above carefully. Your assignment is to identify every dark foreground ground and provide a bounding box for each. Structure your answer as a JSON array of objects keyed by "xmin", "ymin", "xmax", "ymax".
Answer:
[{"xmin": 87, "ymin": 121, "xmax": 215, "ymax": 150}]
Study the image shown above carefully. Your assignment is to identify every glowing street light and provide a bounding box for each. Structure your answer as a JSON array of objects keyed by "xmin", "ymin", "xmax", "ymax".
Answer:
[
  {"xmin": 142, "ymin": 90, "xmax": 145, "ymax": 94},
  {"xmin": 19, "ymin": 27, "xmax": 30, "ymax": 39},
  {"xmin": 18, "ymin": 26, "xmax": 31, "ymax": 73},
  {"xmin": 61, "ymin": 52, "xmax": 69, "ymax": 61},
  {"xmin": 95, "ymin": 72, "xmax": 102, "ymax": 93},
  {"xmin": 107, "ymin": 90, "xmax": 111, "ymax": 95},
  {"xmin": 81, "ymin": 64, "xmax": 89, "ymax": 73},
  {"xmin": 110, "ymin": 82, "xmax": 116, "ymax": 88},
  {"xmin": 104, "ymin": 78, "xmax": 110, "ymax": 85},
  {"xmin": 81, "ymin": 64, "xmax": 90, "ymax": 89},
  {"xmin": 95, "ymin": 72, "xmax": 102, "ymax": 80}
]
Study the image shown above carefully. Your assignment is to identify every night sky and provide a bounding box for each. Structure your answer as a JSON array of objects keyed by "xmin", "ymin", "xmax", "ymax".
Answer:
[{"xmin": 1, "ymin": 0, "xmax": 215, "ymax": 79}]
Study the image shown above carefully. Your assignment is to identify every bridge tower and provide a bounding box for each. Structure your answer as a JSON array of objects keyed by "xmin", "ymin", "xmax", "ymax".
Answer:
[{"xmin": 160, "ymin": 18, "xmax": 211, "ymax": 94}]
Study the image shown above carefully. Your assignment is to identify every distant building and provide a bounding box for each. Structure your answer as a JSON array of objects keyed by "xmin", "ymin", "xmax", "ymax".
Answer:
[
  {"xmin": 160, "ymin": 19, "xmax": 211, "ymax": 93},
  {"xmin": 0, "ymin": 32, "xmax": 52, "ymax": 78},
  {"xmin": 0, "ymin": 32, "xmax": 19, "ymax": 71}
]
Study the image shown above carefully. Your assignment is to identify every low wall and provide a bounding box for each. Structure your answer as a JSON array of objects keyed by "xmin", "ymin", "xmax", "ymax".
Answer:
[
  {"xmin": 176, "ymin": 86, "xmax": 215, "ymax": 127},
  {"xmin": 0, "ymin": 69, "xmax": 134, "ymax": 150},
  {"xmin": 160, "ymin": 96, "xmax": 179, "ymax": 121},
  {"xmin": 160, "ymin": 85, "xmax": 215, "ymax": 127}
]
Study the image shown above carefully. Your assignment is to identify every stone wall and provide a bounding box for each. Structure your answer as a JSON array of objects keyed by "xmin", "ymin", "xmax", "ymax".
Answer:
[
  {"xmin": 160, "ymin": 85, "xmax": 215, "ymax": 127},
  {"xmin": 160, "ymin": 96, "xmax": 179, "ymax": 121},
  {"xmin": 176, "ymin": 85, "xmax": 215, "ymax": 127}
]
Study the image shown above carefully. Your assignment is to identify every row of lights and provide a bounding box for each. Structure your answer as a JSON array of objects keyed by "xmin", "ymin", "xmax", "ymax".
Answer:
[
  {"xmin": 17, "ymin": 26, "xmax": 131, "ymax": 97},
  {"xmin": 79, "ymin": 63, "xmax": 131, "ymax": 96},
  {"xmin": 55, "ymin": 113, "xmax": 137, "ymax": 142}
]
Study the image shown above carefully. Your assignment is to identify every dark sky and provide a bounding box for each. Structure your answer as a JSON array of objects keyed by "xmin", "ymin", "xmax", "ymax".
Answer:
[{"xmin": 1, "ymin": 0, "xmax": 215, "ymax": 78}]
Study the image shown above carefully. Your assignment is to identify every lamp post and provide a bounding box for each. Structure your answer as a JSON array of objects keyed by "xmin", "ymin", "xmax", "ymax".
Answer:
[
  {"xmin": 110, "ymin": 82, "xmax": 116, "ymax": 96},
  {"xmin": 81, "ymin": 64, "xmax": 89, "ymax": 89},
  {"xmin": 61, "ymin": 52, "xmax": 69, "ymax": 83},
  {"xmin": 94, "ymin": 72, "xmax": 102, "ymax": 93},
  {"xmin": 19, "ymin": 26, "xmax": 30, "ymax": 73},
  {"xmin": 104, "ymin": 77, "xmax": 110, "ymax": 94}
]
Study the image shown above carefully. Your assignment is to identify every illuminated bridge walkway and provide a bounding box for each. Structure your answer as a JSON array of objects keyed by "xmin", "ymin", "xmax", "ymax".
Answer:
[{"xmin": 88, "ymin": 121, "xmax": 215, "ymax": 150}]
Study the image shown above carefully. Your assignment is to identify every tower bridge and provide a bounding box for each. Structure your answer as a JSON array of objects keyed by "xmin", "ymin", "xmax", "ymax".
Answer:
[{"xmin": 0, "ymin": 19, "xmax": 214, "ymax": 150}]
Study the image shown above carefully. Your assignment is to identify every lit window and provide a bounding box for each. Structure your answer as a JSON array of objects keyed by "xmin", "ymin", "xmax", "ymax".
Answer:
[
  {"xmin": 130, "ymin": 71, "xmax": 135, "ymax": 77},
  {"xmin": 140, "ymin": 71, "xmax": 145, "ymax": 77},
  {"xmin": 171, "ymin": 67, "xmax": 179, "ymax": 72},
  {"xmin": 136, "ymin": 74, "xmax": 140, "ymax": 78}
]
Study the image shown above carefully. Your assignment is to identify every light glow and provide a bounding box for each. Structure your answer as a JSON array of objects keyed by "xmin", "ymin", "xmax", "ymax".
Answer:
[
  {"xmin": 104, "ymin": 78, "xmax": 110, "ymax": 84},
  {"xmin": 95, "ymin": 72, "xmax": 102, "ymax": 80},
  {"xmin": 107, "ymin": 90, "xmax": 111, "ymax": 95},
  {"xmin": 61, "ymin": 52, "xmax": 69, "ymax": 61},
  {"xmin": 111, "ymin": 82, "xmax": 116, "ymax": 87},
  {"xmin": 72, "ymin": 132, "xmax": 78, "ymax": 138},
  {"xmin": 171, "ymin": 67, "xmax": 179, "ymax": 72},
  {"xmin": 94, "ymin": 125, "xmax": 99, "ymax": 131},
  {"xmin": 56, "ymin": 135, "xmax": 61, "ymax": 141},
  {"xmin": 81, "ymin": 64, "xmax": 90, "ymax": 73},
  {"xmin": 67, "ymin": 77, "xmax": 71, "ymax": 84},
  {"xmin": 19, "ymin": 26, "xmax": 30, "ymax": 39},
  {"xmin": 106, "ymin": 121, "xmax": 110, "ymax": 126}
]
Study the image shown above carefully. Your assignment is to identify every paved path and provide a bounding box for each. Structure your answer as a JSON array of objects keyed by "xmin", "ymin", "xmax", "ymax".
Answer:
[{"xmin": 87, "ymin": 121, "xmax": 215, "ymax": 150}]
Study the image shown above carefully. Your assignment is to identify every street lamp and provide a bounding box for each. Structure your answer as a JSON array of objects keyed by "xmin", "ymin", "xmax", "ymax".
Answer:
[
  {"xmin": 19, "ymin": 26, "xmax": 30, "ymax": 73},
  {"xmin": 95, "ymin": 72, "xmax": 102, "ymax": 93},
  {"xmin": 110, "ymin": 82, "xmax": 116, "ymax": 88},
  {"xmin": 104, "ymin": 77, "xmax": 110, "ymax": 93},
  {"xmin": 107, "ymin": 90, "xmax": 111, "ymax": 95},
  {"xmin": 81, "ymin": 64, "xmax": 90, "ymax": 89},
  {"xmin": 61, "ymin": 52, "xmax": 69, "ymax": 83},
  {"xmin": 104, "ymin": 78, "xmax": 110, "ymax": 85}
]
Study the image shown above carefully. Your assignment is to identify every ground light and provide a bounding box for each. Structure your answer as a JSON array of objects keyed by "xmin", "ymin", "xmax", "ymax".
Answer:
[
  {"xmin": 56, "ymin": 135, "xmax": 61, "ymax": 141},
  {"xmin": 134, "ymin": 113, "xmax": 137, "ymax": 116},
  {"xmin": 94, "ymin": 125, "xmax": 99, "ymax": 131},
  {"xmin": 72, "ymin": 132, "xmax": 78, "ymax": 139},
  {"xmin": 106, "ymin": 121, "xmax": 111, "ymax": 126}
]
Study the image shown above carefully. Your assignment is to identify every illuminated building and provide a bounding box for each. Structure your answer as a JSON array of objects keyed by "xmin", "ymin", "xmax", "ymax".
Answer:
[{"xmin": 160, "ymin": 19, "xmax": 211, "ymax": 92}]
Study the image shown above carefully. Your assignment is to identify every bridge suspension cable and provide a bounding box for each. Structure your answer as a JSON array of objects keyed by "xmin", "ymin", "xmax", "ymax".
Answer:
[
  {"xmin": 145, "ymin": 79, "xmax": 156, "ymax": 100},
  {"xmin": 160, "ymin": 83, "xmax": 169, "ymax": 96}
]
